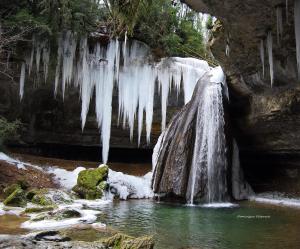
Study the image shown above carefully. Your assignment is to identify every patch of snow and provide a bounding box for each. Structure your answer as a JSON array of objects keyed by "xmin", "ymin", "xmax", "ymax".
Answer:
[
  {"xmin": 21, "ymin": 209, "xmax": 100, "ymax": 230},
  {"xmin": 108, "ymin": 170, "xmax": 153, "ymax": 200},
  {"xmin": 47, "ymin": 167, "xmax": 86, "ymax": 189},
  {"xmin": 251, "ymin": 193, "xmax": 300, "ymax": 208}
]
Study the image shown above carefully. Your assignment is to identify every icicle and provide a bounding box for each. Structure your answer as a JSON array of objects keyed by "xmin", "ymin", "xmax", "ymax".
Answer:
[
  {"xmin": 80, "ymin": 37, "xmax": 93, "ymax": 130},
  {"xmin": 115, "ymin": 38, "xmax": 120, "ymax": 83},
  {"xmin": 29, "ymin": 35, "xmax": 35, "ymax": 75},
  {"xmin": 158, "ymin": 68, "xmax": 171, "ymax": 131},
  {"xmin": 123, "ymin": 31, "xmax": 128, "ymax": 66},
  {"xmin": 225, "ymin": 36, "xmax": 230, "ymax": 57},
  {"xmin": 19, "ymin": 62, "xmax": 26, "ymax": 100},
  {"xmin": 225, "ymin": 44, "xmax": 230, "ymax": 57},
  {"xmin": 267, "ymin": 31, "xmax": 274, "ymax": 87},
  {"xmin": 100, "ymin": 41, "xmax": 115, "ymax": 164},
  {"xmin": 276, "ymin": 6, "xmax": 283, "ymax": 44},
  {"xmin": 294, "ymin": 0, "xmax": 300, "ymax": 78},
  {"xmin": 286, "ymin": 0, "xmax": 289, "ymax": 23},
  {"xmin": 35, "ymin": 41, "xmax": 42, "ymax": 74},
  {"xmin": 62, "ymin": 31, "xmax": 77, "ymax": 99},
  {"xmin": 54, "ymin": 36, "xmax": 63, "ymax": 96},
  {"xmin": 260, "ymin": 39, "xmax": 265, "ymax": 77},
  {"xmin": 42, "ymin": 42, "xmax": 50, "ymax": 82}
]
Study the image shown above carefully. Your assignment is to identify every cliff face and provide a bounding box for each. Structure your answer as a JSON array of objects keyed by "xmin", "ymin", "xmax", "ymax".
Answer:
[
  {"xmin": 0, "ymin": 74, "xmax": 183, "ymax": 160},
  {"xmin": 183, "ymin": 0, "xmax": 300, "ymax": 193}
]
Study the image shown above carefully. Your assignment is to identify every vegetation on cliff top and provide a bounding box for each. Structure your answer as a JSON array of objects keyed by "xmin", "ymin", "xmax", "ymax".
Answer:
[{"xmin": 0, "ymin": 0, "xmax": 208, "ymax": 59}]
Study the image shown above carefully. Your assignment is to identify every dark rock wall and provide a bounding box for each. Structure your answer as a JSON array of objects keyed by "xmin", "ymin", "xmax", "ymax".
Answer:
[
  {"xmin": 0, "ymin": 73, "xmax": 184, "ymax": 161},
  {"xmin": 183, "ymin": 0, "xmax": 300, "ymax": 194}
]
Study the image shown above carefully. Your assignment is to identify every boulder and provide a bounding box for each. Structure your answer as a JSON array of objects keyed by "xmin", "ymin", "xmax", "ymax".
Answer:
[
  {"xmin": 102, "ymin": 233, "xmax": 154, "ymax": 249},
  {"xmin": 72, "ymin": 166, "xmax": 108, "ymax": 200},
  {"xmin": 3, "ymin": 186, "xmax": 26, "ymax": 207}
]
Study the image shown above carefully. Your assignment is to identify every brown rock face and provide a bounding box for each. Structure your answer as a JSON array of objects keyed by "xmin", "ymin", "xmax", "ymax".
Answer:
[{"xmin": 183, "ymin": 0, "xmax": 300, "ymax": 194}]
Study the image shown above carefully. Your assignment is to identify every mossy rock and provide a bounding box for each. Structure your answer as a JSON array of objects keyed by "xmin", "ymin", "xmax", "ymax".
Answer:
[
  {"xmin": 72, "ymin": 166, "xmax": 108, "ymax": 200},
  {"xmin": 26, "ymin": 189, "xmax": 39, "ymax": 201},
  {"xmin": 24, "ymin": 206, "xmax": 55, "ymax": 213},
  {"xmin": 3, "ymin": 187, "xmax": 26, "ymax": 207},
  {"xmin": 102, "ymin": 233, "xmax": 154, "ymax": 249},
  {"xmin": 121, "ymin": 236, "xmax": 154, "ymax": 249},
  {"xmin": 77, "ymin": 166, "xmax": 108, "ymax": 189},
  {"xmin": 72, "ymin": 185, "xmax": 103, "ymax": 200},
  {"xmin": 3, "ymin": 184, "xmax": 21, "ymax": 198},
  {"xmin": 55, "ymin": 209, "xmax": 81, "ymax": 220},
  {"xmin": 31, "ymin": 190, "xmax": 53, "ymax": 206}
]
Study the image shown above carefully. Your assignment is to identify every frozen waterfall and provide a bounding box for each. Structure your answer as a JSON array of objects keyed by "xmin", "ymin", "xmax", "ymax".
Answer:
[{"xmin": 19, "ymin": 34, "xmax": 210, "ymax": 163}]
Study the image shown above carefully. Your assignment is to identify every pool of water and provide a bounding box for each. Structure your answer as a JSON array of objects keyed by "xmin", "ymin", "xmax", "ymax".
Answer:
[{"xmin": 99, "ymin": 200, "xmax": 300, "ymax": 249}]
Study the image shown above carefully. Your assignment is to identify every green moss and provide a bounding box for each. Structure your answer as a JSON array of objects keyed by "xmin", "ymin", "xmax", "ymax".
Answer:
[
  {"xmin": 77, "ymin": 166, "xmax": 108, "ymax": 189},
  {"xmin": 102, "ymin": 233, "xmax": 154, "ymax": 249},
  {"xmin": 32, "ymin": 193, "xmax": 53, "ymax": 206},
  {"xmin": 72, "ymin": 185, "xmax": 103, "ymax": 200},
  {"xmin": 3, "ymin": 187, "xmax": 26, "ymax": 207},
  {"xmin": 3, "ymin": 184, "xmax": 21, "ymax": 198},
  {"xmin": 24, "ymin": 206, "xmax": 55, "ymax": 213},
  {"xmin": 73, "ymin": 166, "xmax": 109, "ymax": 200}
]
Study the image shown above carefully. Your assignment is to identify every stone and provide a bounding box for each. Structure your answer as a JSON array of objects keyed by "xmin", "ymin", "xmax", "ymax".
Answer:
[
  {"xmin": 25, "ymin": 206, "xmax": 55, "ymax": 213},
  {"xmin": 102, "ymin": 233, "xmax": 154, "ymax": 249},
  {"xmin": 3, "ymin": 187, "xmax": 26, "ymax": 207},
  {"xmin": 3, "ymin": 184, "xmax": 21, "ymax": 198},
  {"xmin": 72, "ymin": 166, "xmax": 108, "ymax": 200},
  {"xmin": 31, "ymin": 191, "xmax": 54, "ymax": 206},
  {"xmin": 77, "ymin": 166, "xmax": 108, "ymax": 189}
]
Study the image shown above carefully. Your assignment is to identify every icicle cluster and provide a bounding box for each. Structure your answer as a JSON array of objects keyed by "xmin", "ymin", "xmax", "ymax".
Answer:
[{"xmin": 19, "ymin": 33, "xmax": 211, "ymax": 163}]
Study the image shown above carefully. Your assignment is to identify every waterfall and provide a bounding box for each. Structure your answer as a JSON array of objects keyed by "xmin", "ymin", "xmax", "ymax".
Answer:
[
  {"xmin": 187, "ymin": 67, "xmax": 227, "ymax": 204},
  {"xmin": 260, "ymin": 39, "xmax": 265, "ymax": 78},
  {"xmin": 19, "ymin": 34, "xmax": 209, "ymax": 164},
  {"xmin": 267, "ymin": 31, "xmax": 274, "ymax": 87},
  {"xmin": 295, "ymin": 0, "xmax": 300, "ymax": 78}
]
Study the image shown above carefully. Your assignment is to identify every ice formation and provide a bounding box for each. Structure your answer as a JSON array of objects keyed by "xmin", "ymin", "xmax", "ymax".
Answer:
[
  {"xmin": 19, "ymin": 33, "xmax": 211, "ymax": 163},
  {"xmin": 286, "ymin": 0, "xmax": 289, "ymax": 24},
  {"xmin": 260, "ymin": 39, "xmax": 265, "ymax": 78},
  {"xmin": 19, "ymin": 62, "xmax": 26, "ymax": 99},
  {"xmin": 107, "ymin": 170, "xmax": 153, "ymax": 200},
  {"xmin": 267, "ymin": 31, "xmax": 274, "ymax": 87},
  {"xmin": 276, "ymin": 6, "xmax": 283, "ymax": 44},
  {"xmin": 295, "ymin": 0, "xmax": 300, "ymax": 78}
]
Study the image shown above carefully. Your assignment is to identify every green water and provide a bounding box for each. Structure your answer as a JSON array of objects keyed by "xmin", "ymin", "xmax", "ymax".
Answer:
[{"xmin": 99, "ymin": 200, "xmax": 300, "ymax": 249}]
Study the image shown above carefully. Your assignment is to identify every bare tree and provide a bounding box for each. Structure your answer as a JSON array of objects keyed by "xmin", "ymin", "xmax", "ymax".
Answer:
[{"xmin": 0, "ymin": 23, "xmax": 32, "ymax": 81}]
